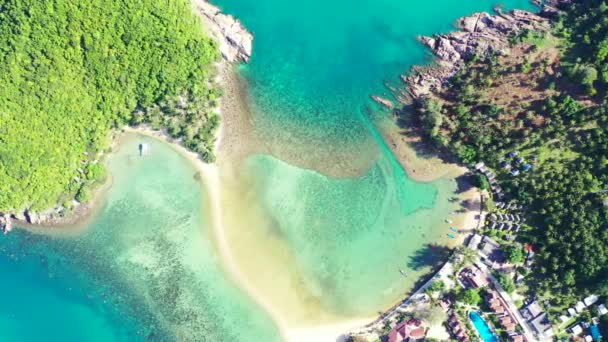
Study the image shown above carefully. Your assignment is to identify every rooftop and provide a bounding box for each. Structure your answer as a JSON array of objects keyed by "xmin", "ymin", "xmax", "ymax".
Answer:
[
  {"xmin": 523, "ymin": 301, "xmax": 543, "ymax": 320},
  {"xmin": 583, "ymin": 294, "xmax": 598, "ymax": 306},
  {"xmin": 530, "ymin": 312, "xmax": 552, "ymax": 335},
  {"xmin": 388, "ymin": 318, "xmax": 425, "ymax": 342}
]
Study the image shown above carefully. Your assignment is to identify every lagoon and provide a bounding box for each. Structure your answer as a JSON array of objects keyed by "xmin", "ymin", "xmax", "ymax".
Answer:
[
  {"xmin": 0, "ymin": 0, "xmax": 538, "ymax": 340},
  {"xmin": 0, "ymin": 135, "xmax": 281, "ymax": 342},
  {"xmin": 213, "ymin": 0, "xmax": 535, "ymax": 326}
]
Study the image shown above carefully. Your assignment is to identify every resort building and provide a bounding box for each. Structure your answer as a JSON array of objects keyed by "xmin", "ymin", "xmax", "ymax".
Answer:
[
  {"xmin": 468, "ymin": 234, "xmax": 482, "ymax": 250},
  {"xmin": 474, "ymin": 162, "xmax": 486, "ymax": 171},
  {"xmin": 500, "ymin": 315, "xmax": 517, "ymax": 332},
  {"xmin": 571, "ymin": 324, "xmax": 583, "ymax": 335},
  {"xmin": 479, "ymin": 236, "xmax": 506, "ymax": 268},
  {"xmin": 529, "ymin": 313, "xmax": 553, "ymax": 339},
  {"xmin": 575, "ymin": 301, "xmax": 586, "ymax": 313},
  {"xmin": 387, "ymin": 318, "xmax": 426, "ymax": 342},
  {"xmin": 522, "ymin": 301, "xmax": 543, "ymax": 320},
  {"xmin": 458, "ymin": 266, "xmax": 489, "ymax": 289},
  {"xmin": 448, "ymin": 311, "xmax": 470, "ymax": 342},
  {"xmin": 522, "ymin": 301, "xmax": 554, "ymax": 340},
  {"xmin": 510, "ymin": 334, "xmax": 525, "ymax": 342},
  {"xmin": 583, "ymin": 294, "xmax": 598, "ymax": 307},
  {"xmin": 485, "ymin": 291, "xmax": 525, "ymax": 334}
]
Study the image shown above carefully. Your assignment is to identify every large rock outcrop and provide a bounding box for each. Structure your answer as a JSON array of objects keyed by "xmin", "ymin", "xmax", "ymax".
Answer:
[
  {"xmin": 404, "ymin": 10, "xmax": 551, "ymax": 100},
  {"xmin": 193, "ymin": 0, "xmax": 253, "ymax": 63},
  {"xmin": 0, "ymin": 214, "xmax": 12, "ymax": 234}
]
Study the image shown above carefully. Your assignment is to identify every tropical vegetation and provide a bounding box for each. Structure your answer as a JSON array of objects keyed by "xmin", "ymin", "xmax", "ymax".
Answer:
[
  {"xmin": 0, "ymin": 0, "xmax": 220, "ymax": 213},
  {"xmin": 413, "ymin": 0, "xmax": 608, "ymax": 305}
]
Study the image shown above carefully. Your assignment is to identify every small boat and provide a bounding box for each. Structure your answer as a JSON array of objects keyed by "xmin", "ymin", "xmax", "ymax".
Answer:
[
  {"xmin": 399, "ymin": 269, "xmax": 407, "ymax": 277},
  {"xmin": 450, "ymin": 226, "xmax": 459, "ymax": 232},
  {"xmin": 447, "ymin": 233, "xmax": 456, "ymax": 239},
  {"xmin": 445, "ymin": 219, "xmax": 453, "ymax": 224},
  {"xmin": 139, "ymin": 143, "xmax": 149, "ymax": 156}
]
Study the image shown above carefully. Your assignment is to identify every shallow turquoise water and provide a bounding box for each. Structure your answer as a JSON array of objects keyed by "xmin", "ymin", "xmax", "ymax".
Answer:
[
  {"xmin": 0, "ymin": 135, "xmax": 281, "ymax": 342},
  {"xmin": 245, "ymin": 155, "xmax": 459, "ymax": 314},
  {"xmin": 0, "ymin": 1, "xmax": 540, "ymax": 339},
  {"xmin": 213, "ymin": 0, "xmax": 535, "ymax": 317},
  {"xmin": 216, "ymin": 0, "xmax": 535, "ymax": 151}
]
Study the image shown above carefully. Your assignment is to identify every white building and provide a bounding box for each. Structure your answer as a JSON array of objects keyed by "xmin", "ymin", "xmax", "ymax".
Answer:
[{"xmin": 583, "ymin": 294, "xmax": 598, "ymax": 307}]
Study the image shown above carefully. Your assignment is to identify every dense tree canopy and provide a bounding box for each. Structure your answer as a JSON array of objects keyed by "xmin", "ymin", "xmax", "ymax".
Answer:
[
  {"xmin": 0, "ymin": 0, "xmax": 219, "ymax": 212},
  {"xmin": 459, "ymin": 288, "xmax": 482, "ymax": 306},
  {"xmin": 413, "ymin": 0, "xmax": 608, "ymax": 304},
  {"xmin": 558, "ymin": 0, "xmax": 608, "ymax": 96}
]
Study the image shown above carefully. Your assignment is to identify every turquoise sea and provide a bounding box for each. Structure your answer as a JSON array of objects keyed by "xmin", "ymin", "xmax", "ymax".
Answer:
[
  {"xmin": 213, "ymin": 0, "xmax": 535, "ymax": 322},
  {"xmin": 1, "ymin": 0, "xmax": 536, "ymax": 340},
  {"xmin": 0, "ymin": 136, "xmax": 281, "ymax": 342}
]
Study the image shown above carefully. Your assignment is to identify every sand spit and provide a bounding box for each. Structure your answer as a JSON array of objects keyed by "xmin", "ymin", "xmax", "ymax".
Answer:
[{"xmin": 123, "ymin": 128, "xmax": 376, "ymax": 342}]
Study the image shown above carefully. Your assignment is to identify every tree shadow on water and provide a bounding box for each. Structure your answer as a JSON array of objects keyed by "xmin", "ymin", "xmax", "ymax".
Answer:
[
  {"xmin": 454, "ymin": 173, "xmax": 475, "ymax": 194},
  {"xmin": 407, "ymin": 243, "xmax": 452, "ymax": 271},
  {"xmin": 405, "ymin": 243, "xmax": 454, "ymax": 295}
]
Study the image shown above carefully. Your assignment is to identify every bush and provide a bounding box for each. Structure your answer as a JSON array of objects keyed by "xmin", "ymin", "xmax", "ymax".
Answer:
[
  {"xmin": 459, "ymin": 288, "xmax": 482, "ymax": 306},
  {"xmin": 75, "ymin": 185, "xmax": 91, "ymax": 203},
  {"xmin": 499, "ymin": 274, "xmax": 515, "ymax": 293},
  {"xmin": 507, "ymin": 247, "xmax": 525, "ymax": 264}
]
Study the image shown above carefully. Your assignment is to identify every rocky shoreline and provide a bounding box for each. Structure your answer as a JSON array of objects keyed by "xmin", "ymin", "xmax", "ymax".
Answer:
[
  {"xmin": 400, "ymin": 8, "xmax": 552, "ymax": 103},
  {"xmin": 349, "ymin": 5, "xmax": 563, "ymax": 339},
  {"xmin": 0, "ymin": 0, "xmax": 254, "ymax": 233},
  {"xmin": 193, "ymin": 0, "xmax": 253, "ymax": 63}
]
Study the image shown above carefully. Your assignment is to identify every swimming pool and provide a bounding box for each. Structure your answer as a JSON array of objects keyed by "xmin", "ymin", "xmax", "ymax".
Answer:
[
  {"xmin": 591, "ymin": 324, "xmax": 602, "ymax": 340},
  {"xmin": 469, "ymin": 311, "xmax": 499, "ymax": 342}
]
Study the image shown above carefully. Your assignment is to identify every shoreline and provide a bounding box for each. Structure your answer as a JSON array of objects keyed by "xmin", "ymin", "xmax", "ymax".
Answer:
[
  {"xmin": 379, "ymin": 116, "xmax": 470, "ymax": 183},
  {"xmin": 123, "ymin": 127, "xmax": 375, "ymax": 342},
  {"xmin": 3, "ymin": 0, "xmax": 250, "ymax": 232},
  {"xmin": 2, "ymin": 2, "xmax": 497, "ymax": 341},
  {"xmin": 343, "ymin": 6, "xmax": 554, "ymax": 339}
]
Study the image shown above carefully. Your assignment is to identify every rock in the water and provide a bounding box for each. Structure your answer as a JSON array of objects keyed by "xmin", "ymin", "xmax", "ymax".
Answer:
[
  {"xmin": 193, "ymin": 0, "xmax": 253, "ymax": 63},
  {"xmin": 371, "ymin": 96, "xmax": 395, "ymax": 109},
  {"xmin": 0, "ymin": 214, "xmax": 12, "ymax": 234}
]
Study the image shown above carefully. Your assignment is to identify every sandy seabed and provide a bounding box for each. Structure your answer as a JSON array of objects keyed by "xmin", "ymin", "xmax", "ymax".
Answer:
[
  {"xmin": 198, "ymin": 64, "xmax": 480, "ymax": 340},
  {"xmin": 22, "ymin": 62, "xmax": 481, "ymax": 341}
]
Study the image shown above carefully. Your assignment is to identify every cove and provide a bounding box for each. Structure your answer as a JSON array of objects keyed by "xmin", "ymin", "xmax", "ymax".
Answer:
[
  {"xmin": 0, "ymin": 134, "xmax": 281, "ymax": 342},
  {"xmin": 212, "ymin": 0, "xmax": 535, "ymax": 326}
]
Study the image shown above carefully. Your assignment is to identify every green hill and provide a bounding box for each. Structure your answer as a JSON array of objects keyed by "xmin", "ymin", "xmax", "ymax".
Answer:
[{"xmin": 0, "ymin": 0, "xmax": 220, "ymax": 213}]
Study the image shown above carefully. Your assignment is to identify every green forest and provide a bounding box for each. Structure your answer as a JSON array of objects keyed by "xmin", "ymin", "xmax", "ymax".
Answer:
[
  {"xmin": 414, "ymin": 0, "xmax": 608, "ymax": 305},
  {"xmin": 0, "ymin": 0, "xmax": 220, "ymax": 213}
]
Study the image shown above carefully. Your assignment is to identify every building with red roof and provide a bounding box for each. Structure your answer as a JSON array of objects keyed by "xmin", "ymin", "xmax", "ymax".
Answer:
[{"xmin": 387, "ymin": 318, "xmax": 426, "ymax": 342}]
